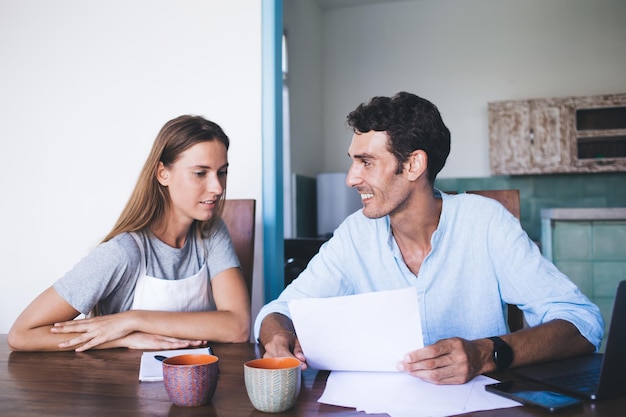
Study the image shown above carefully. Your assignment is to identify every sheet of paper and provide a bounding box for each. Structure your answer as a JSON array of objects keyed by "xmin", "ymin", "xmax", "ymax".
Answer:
[
  {"xmin": 138, "ymin": 347, "xmax": 212, "ymax": 381},
  {"xmin": 288, "ymin": 286, "xmax": 423, "ymax": 372},
  {"xmin": 318, "ymin": 371, "xmax": 521, "ymax": 417}
]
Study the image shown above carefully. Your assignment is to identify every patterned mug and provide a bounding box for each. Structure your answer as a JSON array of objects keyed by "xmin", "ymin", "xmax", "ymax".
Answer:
[
  {"xmin": 162, "ymin": 354, "xmax": 219, "ymax": 407},
  {"xmin": 244, "ymin": 357, "xmax": 302, "ymax": 412}
]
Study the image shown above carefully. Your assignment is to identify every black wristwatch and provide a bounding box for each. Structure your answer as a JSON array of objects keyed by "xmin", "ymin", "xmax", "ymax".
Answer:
[{"xmin": 488, "ymin": 336, "xmax": 514, "ymax": 371}]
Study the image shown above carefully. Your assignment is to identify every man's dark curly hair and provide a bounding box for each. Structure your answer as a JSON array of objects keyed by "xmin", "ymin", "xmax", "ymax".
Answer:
[{"xmin": 346, "ymin": 92, "xmax": 451, "ymax": 184}]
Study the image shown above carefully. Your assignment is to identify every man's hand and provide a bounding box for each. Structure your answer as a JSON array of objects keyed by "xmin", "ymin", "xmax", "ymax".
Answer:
[
  {"xmin": 396, "ymin": 337, "xmax": 492, "ymax": 385},
  {"xmin": 259, "ymin": 313, "xmax": 307, "ymax": 368},
  {"xmin": 397, "ymin": 320, "xmax": 597, "ymax": 385},
  {"xmin": 262, "ymin": 332, "xmax": 307, "ymax": 368}
]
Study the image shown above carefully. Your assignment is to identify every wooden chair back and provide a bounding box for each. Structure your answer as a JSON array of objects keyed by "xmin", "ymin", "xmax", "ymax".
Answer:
[
  {"xmin": 221, "ymin": 199, "xmax": 256, "ymax": 298},
  {"xmin": 466, "ymin": 189, "xmax": 521, "ymax": 220},
  {"xmin": 465, "ymin": 189, "xmax": 524, "ymax": 332}
]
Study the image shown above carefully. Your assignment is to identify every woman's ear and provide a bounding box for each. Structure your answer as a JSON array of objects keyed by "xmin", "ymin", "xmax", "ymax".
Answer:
[
  {"xmin": 404, "ymin": 150, "xmax": 428, "ymax": 181},
  {"xmin": 156, "ymin": 162, "xmax": 169, "ymax": 186}
]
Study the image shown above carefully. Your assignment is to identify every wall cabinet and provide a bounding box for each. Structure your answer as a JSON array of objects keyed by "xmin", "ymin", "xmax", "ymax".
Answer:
[{"xmin": 489, "ymin": 94, "xmax": 626, "ymax": 175}]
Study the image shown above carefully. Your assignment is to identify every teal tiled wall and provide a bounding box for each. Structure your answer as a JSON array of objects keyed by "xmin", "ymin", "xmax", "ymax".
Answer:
[
  {"xmin": 435, "ymin": 172, "xmax": 626, "ymax": 243},
  {"xmin": 551, "ymin": 220, "xmax": 626, "ymax": 351}
]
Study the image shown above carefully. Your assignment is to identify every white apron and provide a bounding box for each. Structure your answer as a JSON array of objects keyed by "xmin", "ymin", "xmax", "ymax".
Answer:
[{"xmin": 130, "ymin": 233, "xmax": 215, "ymax": 312}]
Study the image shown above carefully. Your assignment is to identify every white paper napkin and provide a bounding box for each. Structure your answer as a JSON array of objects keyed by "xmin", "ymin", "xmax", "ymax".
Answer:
[{"xmin": 138, "ymin": 347, "xmax": 213, "ymax": 381}]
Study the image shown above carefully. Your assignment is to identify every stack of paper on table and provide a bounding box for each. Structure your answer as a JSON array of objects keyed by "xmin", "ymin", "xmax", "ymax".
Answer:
[
  {"xmin": 288, "ymin": 287, "xmax": 520, "ymax": 417},
  {"xmin": 319, "ymin": 372, "xmax": 520, "ymax": 417}
]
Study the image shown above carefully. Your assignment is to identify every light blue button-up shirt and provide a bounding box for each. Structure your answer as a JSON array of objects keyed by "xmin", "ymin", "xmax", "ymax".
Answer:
[{"xmin": 255, "ymin": 191, "xmax": 604, "ymax": 348}]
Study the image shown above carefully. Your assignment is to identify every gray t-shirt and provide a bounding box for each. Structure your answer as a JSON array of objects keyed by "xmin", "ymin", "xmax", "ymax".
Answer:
[{"xmin": 54, "ymin": 219, "xmax": 239, "ymax": 315}]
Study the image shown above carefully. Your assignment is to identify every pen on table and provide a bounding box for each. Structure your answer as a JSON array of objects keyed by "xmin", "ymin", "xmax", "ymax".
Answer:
[{"xmin": 154, "ymin": 347, "xmax": 214, "ymax": 362}]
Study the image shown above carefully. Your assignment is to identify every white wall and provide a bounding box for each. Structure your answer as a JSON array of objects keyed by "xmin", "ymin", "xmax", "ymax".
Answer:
[
  {"xmin": 293, "ymin": 0, "xmax": 626, "ymax": 178},
  {"xmin": 283, "ymin": 0, "xmax": 324, "ymax": 178},
  {"xmin": 0, "ymin": 0, "xmax": 264, "ymax": 333}
]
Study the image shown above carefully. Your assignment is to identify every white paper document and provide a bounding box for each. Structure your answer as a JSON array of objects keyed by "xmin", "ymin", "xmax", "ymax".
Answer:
[
  {"xmin": 138, "ymin": 347, "xmax": 212, "ymax": 381},
  {"xmin": 319, "ymin": 372, "xmax": 521, "ymax": 417},
  {"xmin": 288, "ymin": 287, "xmax": 423, "ymax": 372}
]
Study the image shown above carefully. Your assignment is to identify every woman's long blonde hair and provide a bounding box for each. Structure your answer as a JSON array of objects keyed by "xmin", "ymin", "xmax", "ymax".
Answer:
[{"xmin": 102, "ymin": 115, "xmax": 230, "ymax": 243}]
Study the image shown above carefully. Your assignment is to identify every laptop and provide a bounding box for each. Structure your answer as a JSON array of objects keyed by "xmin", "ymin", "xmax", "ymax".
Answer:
[{"xmin": 512, "ymin": 280, "xmax": 626, "ymax": 400}]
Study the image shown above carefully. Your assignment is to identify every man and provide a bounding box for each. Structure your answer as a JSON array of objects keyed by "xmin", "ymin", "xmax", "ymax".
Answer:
[{"xmin": 255, "ymin": 92, "xmax": 603, "ymax": 385}]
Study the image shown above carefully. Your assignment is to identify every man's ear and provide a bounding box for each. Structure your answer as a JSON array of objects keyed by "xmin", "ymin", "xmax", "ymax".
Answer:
[
  {"xmin": 156, "ymin": 161, "xmax": 169, "ymax": 186},
  {"xmin": 404, "ymin": 150, "xmax": 428, "ymax": 181}
]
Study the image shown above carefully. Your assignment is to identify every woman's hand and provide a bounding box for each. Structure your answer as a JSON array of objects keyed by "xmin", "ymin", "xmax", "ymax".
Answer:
[
  {"xmin": 51, "ymin": 311, "xmax": 138, "ymax": 351},
  {"xmin": 120, "ymin": 332, "xmax": 207, "ymax": 350}
]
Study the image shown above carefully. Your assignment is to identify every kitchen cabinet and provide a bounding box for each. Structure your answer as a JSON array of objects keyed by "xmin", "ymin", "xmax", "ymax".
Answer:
[{"xmin": 489, "ymin": 94, "xmax": 626, "ymax": 175}]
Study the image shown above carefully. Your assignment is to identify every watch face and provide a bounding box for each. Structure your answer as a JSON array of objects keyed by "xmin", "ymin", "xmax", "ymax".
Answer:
[
  {"xmin": 491, "ymin": 337, "xmax": 514, "ymax": 370},
  {"xmin": 495, "ymin": 345, "xmax": 514, "ymax": 368}
]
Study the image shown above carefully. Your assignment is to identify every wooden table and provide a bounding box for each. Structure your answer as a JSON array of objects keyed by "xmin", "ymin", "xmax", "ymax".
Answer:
[{"xmin": 1, "ymin": 335, "xmax": 623, "ymax": 416}]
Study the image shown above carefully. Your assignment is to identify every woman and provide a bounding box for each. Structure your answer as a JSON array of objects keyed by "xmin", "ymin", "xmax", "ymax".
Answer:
[{"xmin": 8, "ymin": 115, "xmax": 251, "ymax": 351}]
